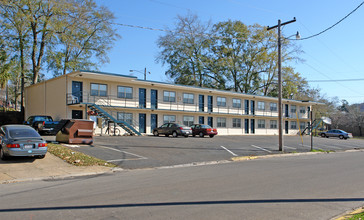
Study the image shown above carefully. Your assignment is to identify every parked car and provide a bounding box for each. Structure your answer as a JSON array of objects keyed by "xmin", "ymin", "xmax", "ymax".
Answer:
[
  {"xmin": 190, "ymin": 124, "xmax": 218, "ymax": 138},
  {"xmin": 153, "ymin": 123, "xmax": 192, "ymax": 137},
  {"xmin": 24, "ymin": 115, "xmax": 59, "ymax": 135},
  {"xmin": 319, "ymin": 129, "xmax": 353, "ymax": 139},
  {"xmin": 0, "ymin": 125, "xmax": 48, "ymax": 160}
]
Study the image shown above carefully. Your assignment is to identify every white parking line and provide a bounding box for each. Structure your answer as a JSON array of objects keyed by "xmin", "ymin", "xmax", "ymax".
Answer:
[
  {"xmin": 303, "ymin": 145, "xmax": 324, "ymax": 151},
  {"xmin": 283, "ymin": 145, "xmax": 296, "ymax": 150},
  {"xmin": 220, "ymin": 146, "xmax": 238, "ymax": 156},
  {"xmin": 98, "ymin": 145, "xmax": 148, "ymax": 160},
  {"xmin": 251, "ymin": 145, "xmax": 272, "ymax": 153}
]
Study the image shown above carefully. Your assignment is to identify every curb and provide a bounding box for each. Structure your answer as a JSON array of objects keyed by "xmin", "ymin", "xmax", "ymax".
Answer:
[
  {"xmin": 333, "ymin": 206, "xmax": 364, "ymax": 220},
  {"xmin": 0, "ymin": 167, "xmax": 123, "ymax": 184}
]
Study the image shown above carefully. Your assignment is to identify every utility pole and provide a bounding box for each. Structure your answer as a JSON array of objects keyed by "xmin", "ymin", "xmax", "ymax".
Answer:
[{"xmin": 267, "ymin": 17, "xmax": 296, "ymax": 152}]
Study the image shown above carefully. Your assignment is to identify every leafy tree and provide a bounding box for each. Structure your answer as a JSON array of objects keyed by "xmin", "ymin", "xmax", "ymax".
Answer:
[{"xmin": 156, "ymin": 14, "xmax": 214, "ymax": 87}]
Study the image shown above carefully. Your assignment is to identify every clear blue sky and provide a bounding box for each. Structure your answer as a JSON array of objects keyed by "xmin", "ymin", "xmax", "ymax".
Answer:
[{"xmin": 94, "ymin": 0, "xmax": 364, "ymax": 104}]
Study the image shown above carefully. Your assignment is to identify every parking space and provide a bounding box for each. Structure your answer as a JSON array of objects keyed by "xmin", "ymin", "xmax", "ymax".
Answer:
[{"xmin": 46, "ymin": 135, "xmax": 364, "ymax": 169}]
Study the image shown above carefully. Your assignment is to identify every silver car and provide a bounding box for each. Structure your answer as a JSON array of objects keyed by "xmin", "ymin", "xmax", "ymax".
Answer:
[{"xmin": 0, "ymin": 125, "xmax": 48, "ymax": 160}]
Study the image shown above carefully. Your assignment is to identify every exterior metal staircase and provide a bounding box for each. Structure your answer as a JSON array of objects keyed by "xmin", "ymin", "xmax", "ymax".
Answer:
[
  {"xmin": 87, "ymin": 104, "xmax": 141, "ymax": 136},
  {"xmin": 301, "ymin": 118, "xmax": 323, "ymax": 135}
]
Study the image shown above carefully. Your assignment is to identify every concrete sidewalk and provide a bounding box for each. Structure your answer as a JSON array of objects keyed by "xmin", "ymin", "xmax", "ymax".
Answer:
[{"xmin": 0, "ymin": 153, "xmax": 113, "ymax": 184}]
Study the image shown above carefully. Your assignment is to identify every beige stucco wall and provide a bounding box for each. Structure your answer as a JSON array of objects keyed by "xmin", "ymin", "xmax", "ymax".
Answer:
[{"xmin": 25, "ymin": 76, "xmax": 67, "ymax": 120}]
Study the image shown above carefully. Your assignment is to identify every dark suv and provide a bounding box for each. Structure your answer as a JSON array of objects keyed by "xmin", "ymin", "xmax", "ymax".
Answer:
[{"xmin": 153, "ymin": 123, "xmax": 192, "ymax": 137}]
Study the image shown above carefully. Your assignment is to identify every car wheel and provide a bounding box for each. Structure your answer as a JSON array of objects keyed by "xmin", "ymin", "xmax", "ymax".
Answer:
[
  {"xmin": 153, "ymin": 130, "xmax": 159, "ymax": 136},
  {"xmin": 199, "ymin": 132, "xmax": 204, "ymax": 138},
  {"xmin": 37, "ymin": 155, "xmax": 45, "ymax": 159},
  {"xmin": 339, "ymin": 135, "xmax": 344, "ymax": 139},
  {"xmin": 321, "ymin": 133, "xmax": 326, "ymax": 138},
  {"xmin": 209, "ymin": 135, "xmax": 214, "ymax": 138},
  {"xmin": 184, "ymin": 135, "xmax": 189, "ymax": 138},
  {"xmin": 192, "ymin": 134, "xmax": 196, "ymax": 137},
  {"xmin": 0, "ymin": 147, "xmax": 8, "ymax": 160},
  {"xmin": 172, "ymin": 131, "xmax": 178, "ymax": 137},
  {"xmin": 165, "ymin": 134, "xmax": 169, "ymax": 137}
]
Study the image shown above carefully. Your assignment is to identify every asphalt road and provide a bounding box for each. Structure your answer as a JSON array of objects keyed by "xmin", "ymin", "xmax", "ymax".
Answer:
[
  {"xmin": 1, "ymin": 151, "xmax": 364, "ymax": 219},
  {"xmin": 52, "ymin": 135, "xmax": 364, "ymax": 169}
]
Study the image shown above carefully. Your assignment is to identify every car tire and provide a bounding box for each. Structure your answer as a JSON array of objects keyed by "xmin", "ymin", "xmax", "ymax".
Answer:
[
  {"xmin": 192, "ymin": 134, "xmax": 196, "ymax": 137},
  {"xmin": 172, "ymin": 131, "xmax": 178, "ymax": 137},
  {"xmin": 165, "ymin": 134, "xmax": 169, "ymax": 137},
  {"xmin": 184, "ymin": 135, "xmax": 189, "ymax": 138},
  {"xmin": 339, "ymin": 135, "xmax": 344, "ymax": 139},
  {"xmin": 0, "ymin": 147, "xmax": 8, "ymax": 160},
  {"xmin": 37, "ymin": 155, "xmax": 45, "ymax": 159},
  {"xmin": 199, "ymin": 132, "xmax": 204, "ymax": 138},
  {"xmin": 209, "ymin": 135, "xmax": 214, "ymax": 138},
  {"xmin": 153, "ymin": 130, "xmax": 159, "ymax": 136},
  {"xmin": 321, "ymin": 133, "xmax": 326, "ymax": 138}
]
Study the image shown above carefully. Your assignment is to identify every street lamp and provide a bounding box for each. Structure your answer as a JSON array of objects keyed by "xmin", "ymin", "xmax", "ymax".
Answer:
[
  {"xmin": 267, "ymin": 18, "xmax": 299, "ymax": 152},
  {"xmin": 129, "ymin": 68, "xmax": 150, "ymax": 80}
]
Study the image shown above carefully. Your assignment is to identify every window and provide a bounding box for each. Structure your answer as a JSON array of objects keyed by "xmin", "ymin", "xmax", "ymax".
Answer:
[
  {"xmin": 217, "ymin": 97, "xmax": 226, "ymax": 107},
  {"xmin": 183, "ymin": 93, "xmax": 194, "ymax": 104},
  {"xmin": 117, "ymin": 86, "xmax": 133, "ymax": 99},
  {"xmin": 117, "ymin": 112, "xmax": 133, "ymax": 125},
  {"xmin": 233, "ymin": 118, "xmax": 241, "ymax": 128},
  {"xmin": 257, "ymin": 101, "xmax": 265, "ymax": 111},
  {"xmin": 270, "ymin": 103, "xmax": 277, "ymax": 111},
  {"xmin": 300, "ymin": 122, "xmax": 306, "ymax": 130},
  {"xmin": 163, "ymin": 115, "xmax": 176, "ymax": 123},
  {"xmin": 291, "ymin": 105, "xmax": 297, "ymax": 113},
  {"xmin": 300, "ymin": 106, "xmax": 306, "ymax": 114},
  {"xmin": 270, "ymin": 120, "xmax": 277, "ymax": 129},
  {"xmin": 90, "ymin": 83, "xmax": 107, "ymax": 96},
  {"xmin": 232, "ymin": 99, "xmax": 241, "ymax": 108},
  {"xmin": 163, "ymin": 91, "xmax": 176, "ymax": 102},
  {"xmin": 217, "ymin": 117, "xmax": 226, "ymax": 127},
  {"xmin": 258, "ymin": 119, "xmax": 265, "ymax": 129},
  {"xmin": 183, "ymin": 116, "xmax": 194, "ymax": 126},
  {"xmin": 290, "ymin": 121, "xmax": 297, "ymax": 129}
]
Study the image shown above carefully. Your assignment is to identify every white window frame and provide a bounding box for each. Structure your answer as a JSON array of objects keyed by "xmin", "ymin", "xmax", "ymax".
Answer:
[
  {"xmin": 217, "ymin": 117, "xmax": 226, "ymax": 127},
  {"xmin": 117, "ymin": 112, "xmax": 133, "ymax": 125},
  {"xmin": 217, "ymin": 97, "xmax": 226, "ymax": 107},
  {"xmin": 232, "ymin": 98, "xmax": 241, "ymax": 108},
  {"xmin": 232, "ymin": 118, "xmax": 241, "ymax": 128},
  {"xmin": 258, "ymin": 119, "xmax": 265, "ymax": 128},
  {"xmin": 117, "ymin": 86, "xmax": 133, "ymax": 99},
  {"xmin": 163, "ymin": 91, "xmax": 176, "ymax": 102},
  {"xmin": 270, "ymin": 103, "xmax": 277, "ymax": 111},
  {"xmin": 163, "ymin": 115, "xmax": 176, "ymax": 123},
  {"xmin": 257, "ymin": 101, "xmax": 265, "ymax": 111},
  {"xmin": 183, "ymin": 116, "xmax": 194, "ymax": 126},
  {"xmin": 290, "ymin": 121, "xmax": 297, "ymax": 129},
  {"xmin": 270, "ymin": 120, "xmax": 277, "ymax": 129},
  {"xmin": 183, "ymin": 93, "xmax": 194, "ymax": 104},
  {"xmin": 90, "ymin": 83, "xmax": 107, "ymax": 97}
]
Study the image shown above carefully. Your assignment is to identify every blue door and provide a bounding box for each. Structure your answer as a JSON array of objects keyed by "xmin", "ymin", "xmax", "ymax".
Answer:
[
  {"xmin": 245, "ymin": 100, "xmax": 249, "ymax": 115},
  {"xmin": 199, "ymin": 95, "xmax": 204, "ymax": 112},
  {"xmin": 199, "ymin": 116, "xmax": 204, "ymax": 124},
  {"xmin": 139, "ymin": 113, "xmax": 146, "ymax": 133},
  {"xmin": 250, "ymin": 100, "xmax": 255, "ymax": 115},
  {"xmin": 139, "ymin": 88, "xmax": 146, "ymax": 108},
  {"xmin": 251, "ymin": 119, "xmax": 255, "ymax": 134},
  {"xmin": 285, "ymin": 104, "xmax": 289, "ymax": 117},
  {"xmin": 245, "ymin": 119, "xmax": 249, "ymax": 134},
  {"xmin": 285, "ymin": 121, "xmax": 289, "ymax": 134},
  {"xmin": 72, "ymin": 81, "xmax": 83, "ymax": 103},
  {"xmin": 208, "ymin": 117, "xmax": 213, "ymax": 127},
  {"xmin": 151, "ymin": 114, "xmax": 158, "ymax": 133},
  {"xmin": 208, "ymin": 96, "xmax": 213, "ymax": 113},
  {"xmin": 151, "ymin": 89, "xmax": 158, "ymax": 109}
]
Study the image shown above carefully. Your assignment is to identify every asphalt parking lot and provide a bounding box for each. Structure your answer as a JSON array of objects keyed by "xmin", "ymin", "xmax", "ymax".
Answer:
[{"xmin": 47, "ymin": 135, "xmax": 364, "ymax": 170}]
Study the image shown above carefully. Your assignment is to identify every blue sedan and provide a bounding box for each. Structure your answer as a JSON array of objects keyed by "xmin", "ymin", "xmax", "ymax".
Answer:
[
  {"xmin": 320, "ymin": 129, "xmax": 353, "ymax": 140},
  {"xmin": 0, "ymin": 125, "xmax": 48, "ymax": 160}
]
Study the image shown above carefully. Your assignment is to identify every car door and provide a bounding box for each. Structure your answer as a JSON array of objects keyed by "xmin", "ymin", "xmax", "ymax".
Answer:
[{"xmin": 158, "ymin": 123, "xmax": 169, "ymax": 134}]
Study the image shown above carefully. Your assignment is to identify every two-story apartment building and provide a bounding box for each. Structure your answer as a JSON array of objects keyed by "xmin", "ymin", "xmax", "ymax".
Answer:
[{"xmin": 25, "ymin": 70, "xmax": 317, "ymax": 136}]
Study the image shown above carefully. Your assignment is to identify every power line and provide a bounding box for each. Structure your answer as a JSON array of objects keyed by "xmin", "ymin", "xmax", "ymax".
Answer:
[
  {"xmin": 307, "ymin": 78, "xmax": 364, "ymax": 82},
  {"xmin": 293, "ymin": 1, "xmax": 364, "ymax": 41}
]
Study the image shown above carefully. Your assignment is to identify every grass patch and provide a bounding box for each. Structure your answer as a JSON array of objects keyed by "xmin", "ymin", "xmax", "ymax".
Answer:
[
  {"xmin": 311, "ymin": 149, "xmax": 334, "ymax": 153},
  {"xmin": 342, "ymin": 208, "xmax": 364, "ymax": 220},
  {"xmin": 47, "ymin": 143, "xmax": 116, "ymax": 167}
]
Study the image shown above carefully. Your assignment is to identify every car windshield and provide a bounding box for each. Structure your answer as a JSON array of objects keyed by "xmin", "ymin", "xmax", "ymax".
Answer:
[
  {"xmin": 201, "ymin": 125, "xmax": 212, "ymax": 128},
  {"xmin": 9, "ymin": 128, "xmax": 41, "ymax": 139}
]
